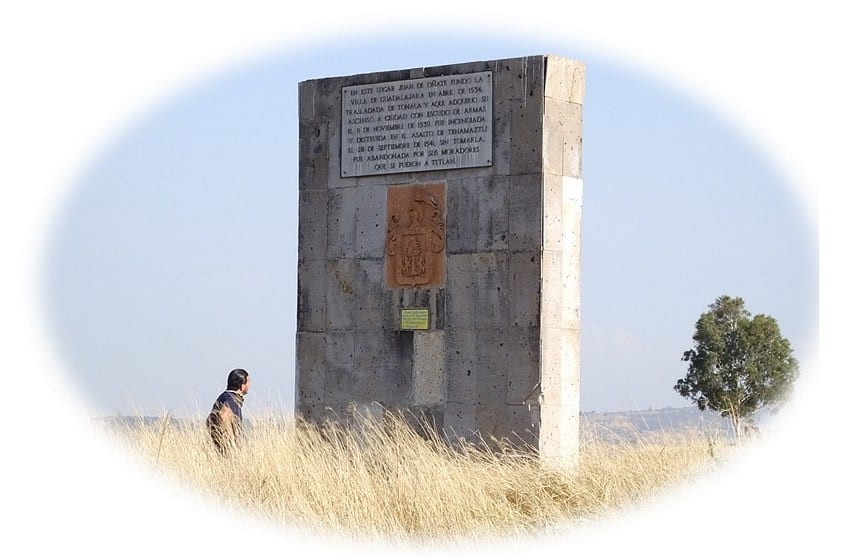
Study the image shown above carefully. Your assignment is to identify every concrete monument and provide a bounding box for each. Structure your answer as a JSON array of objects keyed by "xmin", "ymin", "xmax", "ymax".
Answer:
[{"xmin": 296, "ymin": 54, "xmax": 584, "ymax": 465}]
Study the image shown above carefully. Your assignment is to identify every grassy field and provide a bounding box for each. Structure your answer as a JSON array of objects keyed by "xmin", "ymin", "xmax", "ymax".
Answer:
[{"xmin": 106, "ymin": 408, "xmax": 733, "ymax": 543}]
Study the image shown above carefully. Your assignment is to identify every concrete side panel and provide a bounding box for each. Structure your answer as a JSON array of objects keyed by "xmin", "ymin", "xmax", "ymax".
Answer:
[
  {"xmin": 561, "ymin": 180, "xmax": 583, "ymax": 259},
  {"xmin": 494, "ymin": 56, "xmax": 546, "ymax": 102},
  {"xmin": 542, "ymin": 174, "xmax": 563, "ymax": 252},
  {"xmin": 421, "ymin": 59, "xmax": 497, "ymax": 78},
  {"xmin": 508, "ymin": 250, "xmax": 540, "ymax": 328},
  {"xmin": 539, "ymin": 325, "xmax": 581, "ymax": 405},
  {"xmin": 315, "ymin": 76, "xmax": 342, "ymax": 121},
  {"xmin": 539, "ymin": 324, "xmax": 563, "ymax": 405},
  {"xmin": 445, "ymin": 328, "xmax": 477, "ymax": 403},
  {"xmin": 474, "ymin": 252, "xmax": 511, "ymax": 329},
  {"xmin": 562, "ymin": 179, "xmax": 582, "ymax": 330},
  {"xmin": 354, "ymin": 330, "xmax": 413, "ymax": 401},
  {"xmin": 509, "ymin": 99, "xmax": 543, "ymax": 176},
  {"xmin": 297, "ymin": 259, "xmax": 327, "ymax": 332},
  {"xmin": 356, "ymin": 173, "xmax": 395, "ymax": 187},
  {"xmin": 543, "ymin": 56, "xmax": 586, "ymax": 105},
  {"xmin": 564, "ymin": 115, "xmax": 583, "ymax": 179},
  {"xmin": 539, "ymin": 403, "xmax": 579, "ymax": 468},
  {"xmin": 493, "ymin": 405, "xmax": 540, "ymax": 447},
  {"xmin": 446, "ymin": 404, "xmax": 518, "ymax": 444},
  {"xmin": 508, "ymin": 173, "xmax": 543, "ymax": 252},
  {"xmin": 324, "ymin": 258, "xmax": 390, "ymax": 332},
  {"xmin": 355, "ymin": 184, "xmax": 386, "ymax": 259},
  {"xmin": 542, "ymin": 189, "xmax": 581, "ymax": 327},
  {"xmin": 491, "ymin": 96, "xmax": 513, "ymax": 176},
  {"xmin": 474, "ymin": 327, "xmax": 539, "ymax": 407},
  {"xmin": 446, "ymin": 177, "xmax": 480, "ymax": 255},
  {"xmin": 299, "ymin": 79, "xmax": 339, "ymax": 125},
  {"xmin": 326, "ymin": 107, "xmax": 346, "ymax": 189},
  {"xmin": 542, "ymin": 97, "xmax": 582, "ymax": 177},
  {"xmin": 383, "ymin": 331, "xmax": 415, "ymax": 401},
  {"xmin": 543, "ymin": 176, "xmax": 582, "ymax": 257},
  {"xmin": 413, "ymin": 331, "xmax": 446, "ymax": 406},
  {"xmin": 540, "ymin": 250, "xmax": 563, "ymax": 330},
  {"xmin": 473, "ymin": 404, "xmax": 502, "ymax": 441},
  {"xmin": 327, "ymin": 187, "xmax": 358, "ymax": 259},
  {"xmin": 299, "ymin": 120, "xmax": 329, "ymax": 191},
  {"xmin": 477, "ymin": 176, "xmax": 510, "ymax": 251},
  {"xmin": 443, "ymin": 402, "xmax": 478, "ymax": 441},
  {"xmin": 324, "ymin": 332, "xmax": 356, "ymax": 403},
  {"xmin": 559, "ymin": 331, "xmax": 581, "ymax": 407},
  {"xmin": 474, "ymin": 362, "xmax": 506, "ymax": 406},
  {"xmin": 505, "ymin": 326, "xmax": 540, "ymax": 405},
  {"xmin": 540, "ymin": 187, "xmax": 581, "ymax": 332},
  {"xmin": 295, "ymin": 332, "xmax": 326, "ymax": 407},
  {"xmin": 561, "ymin": 271, "xmax": 581, "ymax": 330},
  {"xmin": 298, "ymin": 80, "xmax": 316, "ymax": 122},
  {"xmin": 350, "ymin": 258, "xmax": 387, "ymax": 331},
  {"xmin": 325, "ymin": 259, "xmax": 358, "ymax": 331},
  {"xmin": 298, "ymin": 189, "xmax": 327, "ymax": 260},
  {"xmin": 445, "ymin": 254, "xmax": 477, "ymax": 329},
  {"xmin": 561, "ymin": 266, "xmax": 581, "ymax": 331},
  {"xmin": 311, "ymin": 77, "xmax": 341, "ymax": 123},
  {"xmin": 474, "ymin": 404, "xmax": 540, "ymax": 446}
]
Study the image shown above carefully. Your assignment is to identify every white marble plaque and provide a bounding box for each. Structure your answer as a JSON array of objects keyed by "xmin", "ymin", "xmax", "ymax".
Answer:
[{"xmin": 341, "ymin": 71, "xmax": 492, "ymax": 177}]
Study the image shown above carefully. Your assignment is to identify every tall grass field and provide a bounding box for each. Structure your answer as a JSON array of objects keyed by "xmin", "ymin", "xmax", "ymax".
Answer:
[{"xmin": 104, "ymin": 408, "xmax": 733, "ymax": 542}]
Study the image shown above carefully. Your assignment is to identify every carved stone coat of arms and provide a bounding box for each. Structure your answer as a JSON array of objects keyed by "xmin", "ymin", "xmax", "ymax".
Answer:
[{"xmin": 385, "ymin": 184, "xmax": 446, "ymax": 288}]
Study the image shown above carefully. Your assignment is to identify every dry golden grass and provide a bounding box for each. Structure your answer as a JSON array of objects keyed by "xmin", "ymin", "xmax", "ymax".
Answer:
[{"xmin": 106, "ymin": 408, "xmax": 732, "ymax": 543}]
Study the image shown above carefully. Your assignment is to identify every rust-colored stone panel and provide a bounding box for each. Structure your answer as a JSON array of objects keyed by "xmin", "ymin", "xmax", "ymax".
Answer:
[{"xmin": 386, "ymin": 183, "xmax": 446, "ymax": 288}]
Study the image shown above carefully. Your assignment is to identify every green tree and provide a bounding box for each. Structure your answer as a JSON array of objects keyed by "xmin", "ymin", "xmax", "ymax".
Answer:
[{"xmin": 675, "ymin": 295, "xmax": 799, "ymax": 439}]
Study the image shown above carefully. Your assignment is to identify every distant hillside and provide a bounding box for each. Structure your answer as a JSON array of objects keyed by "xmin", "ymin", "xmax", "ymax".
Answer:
[
  {"xmin": 580, "ymin": 406, "xmax": 735, "ymax": 442},
  {"xmin": 96, "ymin": 405, "xmax": 739, "ymax": 443}
]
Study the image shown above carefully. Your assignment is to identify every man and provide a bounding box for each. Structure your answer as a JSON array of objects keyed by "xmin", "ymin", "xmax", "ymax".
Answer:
[{"xmin": 206, "ymin": 368, "xmax": 250, "ymax": 455}]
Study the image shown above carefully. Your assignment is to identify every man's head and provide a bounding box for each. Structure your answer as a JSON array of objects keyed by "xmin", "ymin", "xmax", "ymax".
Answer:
[{"xmin": 227, "ymin": 368, "xmax": 250, "ymax": 395}]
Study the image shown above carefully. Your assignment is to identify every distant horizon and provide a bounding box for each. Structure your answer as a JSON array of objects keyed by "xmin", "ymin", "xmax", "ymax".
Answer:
[
  {"xmin": 92, "ymin": 405, "xmax": 755, "ymax": 446},
  {"xmin": 90, "ymin": 402, "xmax": 774, "ymax": 421}
]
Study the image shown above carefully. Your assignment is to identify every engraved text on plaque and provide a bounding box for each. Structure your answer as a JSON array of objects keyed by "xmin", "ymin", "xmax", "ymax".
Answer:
[{"xmin": 342, "ymin": 71, "xmax": 492, "ymax": 177}]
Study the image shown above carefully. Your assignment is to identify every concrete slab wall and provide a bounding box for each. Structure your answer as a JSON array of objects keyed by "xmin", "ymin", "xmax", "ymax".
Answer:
[{"xmin": 296, "ymin": 55, "xmax": 584, "ymax": 463}]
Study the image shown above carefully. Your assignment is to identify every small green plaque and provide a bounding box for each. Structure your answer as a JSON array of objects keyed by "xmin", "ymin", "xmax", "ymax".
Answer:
[{"xmin": 400, "ymin": 308, "xmax": 429, "ymax": 330}]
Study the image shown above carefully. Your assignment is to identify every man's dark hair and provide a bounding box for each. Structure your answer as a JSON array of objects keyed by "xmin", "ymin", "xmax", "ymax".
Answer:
[{"xmin": 227, "ymin": 368, "xmax": 249, "ymax": 391}]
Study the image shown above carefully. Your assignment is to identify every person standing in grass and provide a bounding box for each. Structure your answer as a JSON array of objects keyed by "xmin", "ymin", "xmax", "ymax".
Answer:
[{"xmin": 206, "ymin": 368, "xmax": 250, "ymax": 455}]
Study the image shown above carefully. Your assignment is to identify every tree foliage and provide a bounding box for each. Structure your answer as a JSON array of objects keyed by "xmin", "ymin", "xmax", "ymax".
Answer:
[{"xmin": 675, "ymin": 295, "xmax": 799, "ymax": 437}]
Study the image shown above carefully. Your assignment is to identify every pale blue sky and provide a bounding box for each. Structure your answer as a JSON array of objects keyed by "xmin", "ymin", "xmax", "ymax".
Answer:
[{"xmin": 43, "ymin": 33, "xmax": 817, "ymax": 416}]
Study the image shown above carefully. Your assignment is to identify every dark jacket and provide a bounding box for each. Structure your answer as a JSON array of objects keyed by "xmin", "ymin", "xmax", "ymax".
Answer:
[{"xmin": 206, "ymin": 390, "xmax": 245, "ymax": 453}]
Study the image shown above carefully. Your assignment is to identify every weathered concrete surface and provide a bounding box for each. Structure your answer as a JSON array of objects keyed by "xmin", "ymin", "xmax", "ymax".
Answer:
[{"xmin": 297, "ymin": 54, "xmax": 584, "ymax": 464}]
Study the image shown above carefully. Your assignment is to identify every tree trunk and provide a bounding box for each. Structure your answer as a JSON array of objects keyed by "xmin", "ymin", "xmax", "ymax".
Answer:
[{"xmin": 728, "ymin": 406, "xmax": 742, "ymax": 443}]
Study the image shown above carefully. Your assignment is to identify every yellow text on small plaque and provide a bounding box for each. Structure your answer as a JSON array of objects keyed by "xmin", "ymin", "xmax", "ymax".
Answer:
[{"xmin": 400, "ymin": 308, "xmax": 429, "ymax": 330}]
